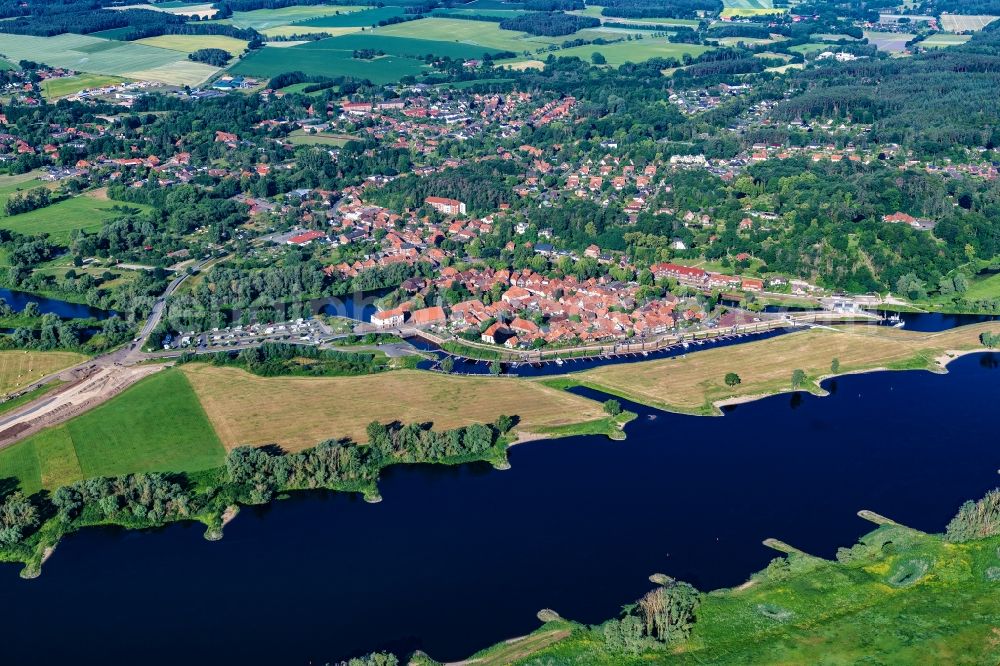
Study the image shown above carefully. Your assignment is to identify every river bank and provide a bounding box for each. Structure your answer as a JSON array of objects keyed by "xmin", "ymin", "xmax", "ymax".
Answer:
[{"xmin": 1, "ymin": 352, "xmax": 998, "ymax": 664}]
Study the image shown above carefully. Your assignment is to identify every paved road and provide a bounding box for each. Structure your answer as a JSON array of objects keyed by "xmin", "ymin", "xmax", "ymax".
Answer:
[{"xmin": 0, "ymin": 259, "xmax": 210, "ymax": 446}]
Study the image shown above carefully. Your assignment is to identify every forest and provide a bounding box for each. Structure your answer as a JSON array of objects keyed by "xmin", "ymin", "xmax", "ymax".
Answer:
[{"xmin": 498, "ymin": 11, "xmax": 599, "ymax": 36}]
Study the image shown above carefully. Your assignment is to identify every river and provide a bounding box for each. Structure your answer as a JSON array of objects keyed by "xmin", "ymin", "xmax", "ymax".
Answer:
[
  {"xmin": 0, "ymin": 287, "xmax": 111, "ymax": 320},
  {"xmin": 1, "ymin": 352, "xmax": 997, "ymax": 664}
]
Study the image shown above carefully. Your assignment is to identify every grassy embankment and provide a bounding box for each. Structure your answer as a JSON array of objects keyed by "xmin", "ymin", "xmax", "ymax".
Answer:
[
  {"xmin": 543, "ymin": 323, "xmax": 1000, "ymax": 415},
  {"xmin": 420, "ymin": 518, "xmax": 1000, "ymax": 664}
]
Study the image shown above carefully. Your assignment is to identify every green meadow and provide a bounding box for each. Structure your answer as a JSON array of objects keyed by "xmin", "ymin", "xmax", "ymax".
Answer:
[
  {"xmin": 0, "ymin": 369, "xmax": 226, "ymax": 494},
  {"xmin": 0, "ymin": 192, "xmax": 144, "ymax": 244},
  {"xmin": 550, "ymin": 38, "xmax": 709, "ymax": 65},
  {"xmin": 41, "ymin": 73, "xmax": 126, "ymax": 99}
]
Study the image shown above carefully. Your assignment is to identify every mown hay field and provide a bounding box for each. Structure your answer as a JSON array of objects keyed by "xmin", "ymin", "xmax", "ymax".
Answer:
[
  {"xmin": 570, "ymin": 323, "xmax": 1000, "ymax": 414},
  {"xmin": 182, "ymin": 365, "xmax": 607, "ymax": 451},
  {"xmin": 0, "ymin": 351, "xmax": 86, "ymax": 397},
  {"xmin": 134, "ymin": 34, "xmax": 249, "ymax": 55}
]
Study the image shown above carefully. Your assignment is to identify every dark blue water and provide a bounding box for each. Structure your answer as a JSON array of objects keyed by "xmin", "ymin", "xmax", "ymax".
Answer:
[
  {"xmin": 411, "ymin": 327, "xmax": 789, "ymax": 377},
  {"xmin": 891, "ymin": 311, "xmax": 1000, "ymax": 332},
  {"xmin": 0, "ymin": 287, "xmax": 111, "ymax": 320},
  {"xmin": 1, "ymin": 354, "xmax": 998, "ymax": 664},
  {"xmin": 316, "ymin": 288, "xmax": 390, "ymax": 322}
]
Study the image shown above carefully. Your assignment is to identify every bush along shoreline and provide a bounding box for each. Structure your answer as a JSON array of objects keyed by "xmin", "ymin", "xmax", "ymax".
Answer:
[{"xmin": 0, "ymin": 416, "xmax": 516, "ymax": 578}]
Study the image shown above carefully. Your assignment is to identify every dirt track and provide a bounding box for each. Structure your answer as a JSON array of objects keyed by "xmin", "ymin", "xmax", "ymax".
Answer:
[{"xmin": 0, "ymin": 364, "xmax": 165, "ymax": 448}]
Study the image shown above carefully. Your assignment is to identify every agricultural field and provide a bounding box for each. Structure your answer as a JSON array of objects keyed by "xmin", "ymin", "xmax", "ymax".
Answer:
[
  {"xmin": 716, "ymin": 35, "xmax": 783, "ymax": 46},
  {"xmin": 298, "ymin": 32, "xmax": 504, "ymax": 60},
  {"xmin": 0, "ymin": 190, "xmax": 148, "ymax": 244},
  {"xmin": 720, "ymin": 0, "xmax": 787, "ymax": 18},
  {"xmin": 918, "ymin": 33, "xmax": 971, "ymax": 48},
  {"xmin": 368, "ymin": 17, "xmax": 571, "ymax": 52},
  {"xmin": 939, "ymin": 13, "xmax": 999, "ymax": 32},
  {"xmin": 0, "ymin": 33, "xmax": 217, "ymax": 85},
  {"xmin": 259, "ymin": 25, "xmax": 361, "ymax": 38},
  {"xmin": 112, "ymin": 2, "xmax": 218, "ymax": 18},
  {"xmin": 433, "ymin": 8, "xmax": 531, "ymax": 19},
  {"xmin": 0, "ymin": 351, "xmax": 86, "ymax": 398},
  {"xmin": 789, "ymin": 42, "xmax": 831, "ymax": 55},
  {"xmin": 501, "ymin": 59, "xmax": 545, "ymax": 70},
  {"xmin": 0, "ymin": 369, "xmax": 226, "ymax": 494},
  {"xmin": 294, "ymin": 6, "xmax": 409, "ymax": 28},
  {"xmin": 544, "ymin": 38, "xmax": 710, "ymax": 66},
  {"xmin": 134, "ymin": 34, "xmax": 249, "ymax": 55},
  {"xmin": 814, "ymin": 32, "xmax": 861, "ymax": 41},
  {"xmin": 221, "ymin": 5, "xmax": 371, "ymax": 30},
  {"xmin": 182, "ymin": 364, "xmax": 607, "ymax": 451},
  {"xmin": 864, "ymin": 30, "xmax": 916, "ymax": 53},
  {"xmin": 230, "ymin": 45, "xmax": 425, "ymax": 83},
  {"xmin": 573, "ymin": 4, "xmax": 700, "ymax": 25},
  {"xmin": 566, "ymin": 323, "xmax": 1000, "ymax": 415}
]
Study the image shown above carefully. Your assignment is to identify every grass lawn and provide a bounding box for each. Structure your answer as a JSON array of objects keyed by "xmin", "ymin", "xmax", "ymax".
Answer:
[
  {"xmin": 182, "ymin": 364, "xmax": 607, "ymax": 452},
  {"xmin": 41, "ymin": 73, "xmax": 126, "ymax": 99},
  {"xmin": 0, "ymin": 351, "xmax": 86, "ymax": 397},
  {"xmin": 562, "ymin": 323, "xmax": 1000, "ymax": 415},
  {"xmin": 134, "ymin": 34, "xmax": 249, "ymax": 55},
  {"xmin": 287, "ymin": 129, "xmax": 359, "ymax": 146},
  {"xmin": 0, "ymin": 369, "xmax": 226, "ymax": 493},
  {"xmin": 0, "ymin": 191, "xmax": 145, "ymax": 244}
]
